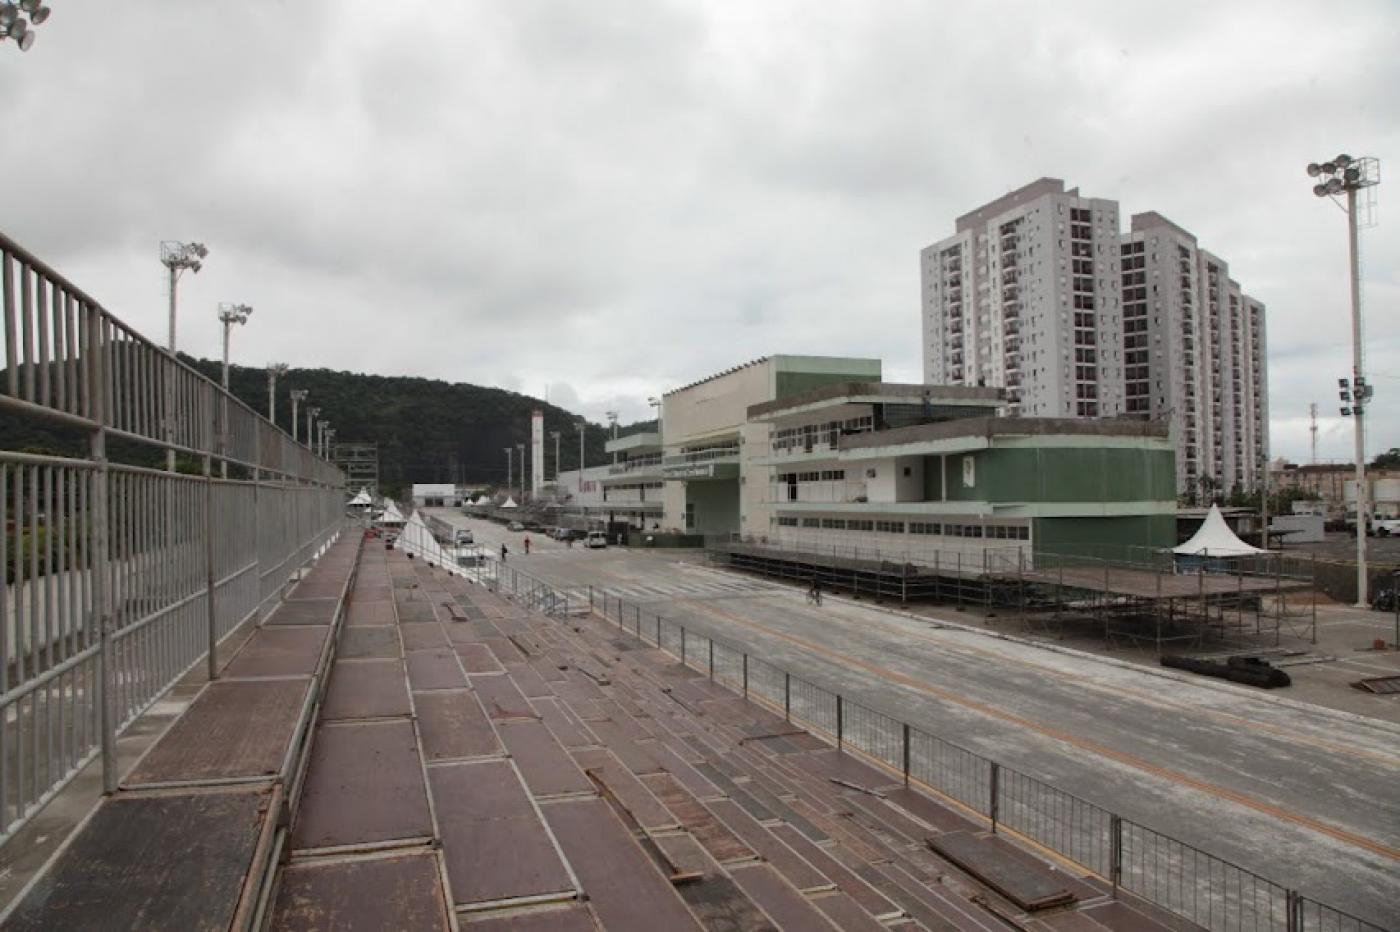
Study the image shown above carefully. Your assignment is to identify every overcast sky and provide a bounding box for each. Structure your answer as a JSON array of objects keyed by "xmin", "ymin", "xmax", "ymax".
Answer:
[{"xmin": 3, "ymin": 1, "xmax": 1396, "ymax": 462}]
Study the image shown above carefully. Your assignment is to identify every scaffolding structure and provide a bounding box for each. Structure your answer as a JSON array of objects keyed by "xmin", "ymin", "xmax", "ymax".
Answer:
[{"xmin": 709, "ymin": 539, "xmax": 1317, "ymax": 654}]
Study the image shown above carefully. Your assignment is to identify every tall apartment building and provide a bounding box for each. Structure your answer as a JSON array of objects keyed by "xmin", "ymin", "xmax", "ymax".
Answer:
[
  {"xmin": 923, "ymin": 179, "xmax": 1268, "ymax": 498},
  {"xmin": 921, "ymin": 178, "xmax": 1123, "ymax": 419}
]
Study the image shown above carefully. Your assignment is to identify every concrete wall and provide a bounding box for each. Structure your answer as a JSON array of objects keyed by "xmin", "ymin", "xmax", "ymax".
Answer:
[{"xmin": 863, "ymin": 456, "xmax": 925, "ymax": 504}]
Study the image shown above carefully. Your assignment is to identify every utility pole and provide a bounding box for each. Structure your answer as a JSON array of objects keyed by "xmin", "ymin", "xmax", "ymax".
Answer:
[
  {"xmin": 516, "ymin": 443, "xmax": 525, "ymax": 501},
  {"xmin": 504, "ymin": 447, "xmax": 513, "ymax": 498},
  {"xmin": 550, "ymin": 430, "xmax": 561, "ymax": 481},
  {"xmin": 216, "ymin": 302, "xmax": 252, "ymax": 477},
  {"xmin": 606, "ymin": 411, "xmax": 619, "ymax": 465}
]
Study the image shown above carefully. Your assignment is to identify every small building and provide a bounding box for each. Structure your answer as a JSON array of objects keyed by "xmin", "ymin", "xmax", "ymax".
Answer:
[{"xmin": 411, "ymin": 483, "xmax": 458, "ymax": 508}]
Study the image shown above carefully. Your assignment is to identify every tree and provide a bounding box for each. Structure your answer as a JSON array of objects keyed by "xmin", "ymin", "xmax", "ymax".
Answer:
[{"xmin": 1372, "ymin": 447, "xmax": 1400, "ymax": 470}]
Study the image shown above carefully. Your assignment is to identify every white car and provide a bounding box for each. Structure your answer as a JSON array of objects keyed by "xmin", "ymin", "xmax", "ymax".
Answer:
[
  {"xmin": 585, "ymin": 531, "xmax": 608, "ymax": 549},
  {"xmin": 453, "ymin": 529, "xmax": 474, "ymax": 545},
  {"xmin": 1373, "ymin": 517, "xmax": 1400, "ymax": 537}
]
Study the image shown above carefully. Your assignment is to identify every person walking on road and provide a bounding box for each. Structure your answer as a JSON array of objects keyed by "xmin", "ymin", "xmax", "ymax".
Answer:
[
  {"xmin": 806, "ymin": 576, "xmax": 823, "ymax": 606},
  {"xmin": 500, "ymin": 543, "xmax": 508, "ymax": 562},
  {"xmin": 524, "ymin": 535, "xmax": 531, "ymax": 555}
]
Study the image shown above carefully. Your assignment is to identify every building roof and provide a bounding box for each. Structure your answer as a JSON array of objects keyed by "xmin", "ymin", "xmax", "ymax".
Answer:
[{"xmin": 748, "ymin": 381, "xmax": 1004, "ymax": 421}]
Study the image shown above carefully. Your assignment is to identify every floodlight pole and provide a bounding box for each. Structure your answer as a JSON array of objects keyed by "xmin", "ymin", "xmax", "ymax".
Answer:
[
  {"xmin": 1346, "ymin": 183, "xmax": 1368, "ymax": 608},
  {"xmin": 504, "ymin": 447, "xmax": 513, "ymax": 497},
  {"xmin": 550, "ymin": 430, "xmax": 561, "ymax": 481},
  {"xmin": 306, "ymin": 407, "xmax": 320, "ymax": 452},
  {"xmin": 577, "ymin": 419, "xmax": 586, "ymax": 492},
  {"xmin": 267, "ymin": 364, "xmax": 288, "ymax": 425},
  {"xmin": 516, "ymin": 443, "xmax": 525, "ymax": 501},
  {"xmin": 290, "ymin": 390, "xmax": 308, "ymax": 444}
]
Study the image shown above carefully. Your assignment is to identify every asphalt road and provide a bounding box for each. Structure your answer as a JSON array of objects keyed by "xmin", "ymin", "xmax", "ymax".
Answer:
[{"xmin": 432, "ymin": 510, "xmax": 1400, "ymax": 927}]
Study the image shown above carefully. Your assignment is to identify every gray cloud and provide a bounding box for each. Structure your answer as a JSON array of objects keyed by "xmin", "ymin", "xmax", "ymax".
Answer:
[{"xmin": 2, "ymin": 0, "xmax": 1395, "ymax": 456}]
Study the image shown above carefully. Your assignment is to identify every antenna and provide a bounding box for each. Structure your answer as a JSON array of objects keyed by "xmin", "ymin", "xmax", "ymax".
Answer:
[{"xmin": 1309, "ymin": 403, "xmax": 1318, "ymax": 464}]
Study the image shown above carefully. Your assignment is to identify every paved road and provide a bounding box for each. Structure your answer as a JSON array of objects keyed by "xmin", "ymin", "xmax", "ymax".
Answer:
[{"xmin": 432, "ymin": 511, "xmax": 1400, "ymax": 927}]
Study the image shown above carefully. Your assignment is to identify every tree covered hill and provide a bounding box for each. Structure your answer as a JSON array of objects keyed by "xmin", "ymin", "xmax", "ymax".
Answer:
[
  {"xmin": 190, "ymin": 359, "xmax": 628, "ymax": 497},
  {"xmin": 1, "ymin": 354, "xmax": 651, "ymax": 499}
]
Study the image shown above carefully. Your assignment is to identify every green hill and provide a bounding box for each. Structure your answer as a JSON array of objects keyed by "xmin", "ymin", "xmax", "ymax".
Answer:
[{"xmin": 2, "ymin": 356, "xmax": 650, "ymax": 500}]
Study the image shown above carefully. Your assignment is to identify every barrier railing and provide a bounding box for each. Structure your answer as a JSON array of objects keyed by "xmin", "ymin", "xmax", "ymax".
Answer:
[
  {"xmin": 583, "ymin": 584, "xmax": 1389, "ymax": 932},
  {"xmin": 1, "ymin": 230, "xmax": 344, "ymax": 845}
]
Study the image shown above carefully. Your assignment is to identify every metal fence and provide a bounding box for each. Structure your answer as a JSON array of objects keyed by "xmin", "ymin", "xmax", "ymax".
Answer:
[
  {"xmin": 584, "ymin": 584, "xmax": 1390, "ymax": 932},
  {"xmin": 1, "ymin": 230, "xmax": 344, "ymax": 844}
]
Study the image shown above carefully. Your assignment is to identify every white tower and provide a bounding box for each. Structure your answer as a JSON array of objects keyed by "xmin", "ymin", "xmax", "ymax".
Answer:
[{"xmin": 531, "ymin": 409, "xmax": 544, "ymax": 496}]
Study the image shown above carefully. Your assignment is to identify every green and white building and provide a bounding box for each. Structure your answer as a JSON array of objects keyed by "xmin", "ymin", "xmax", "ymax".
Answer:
[{"xmin": 748, "ymin": 380, "xmax": 1175, "ymax": 567}]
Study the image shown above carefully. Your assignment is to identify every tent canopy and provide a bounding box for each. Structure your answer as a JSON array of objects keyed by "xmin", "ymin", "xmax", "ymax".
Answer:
[
  {"xmin": 501, "ymin": 497, "xmax": 518, "ymax": 508},
  {"xmin": 348, "ymin": 488, "xmax": 371, "ymax": 506},
  {"xmin": 1173, "ymin": 504, "xmax": 1264, "ymax": 557},
  {"xmin": 380, "ymin": 500, "xmax": 405, "ymax": 525}
]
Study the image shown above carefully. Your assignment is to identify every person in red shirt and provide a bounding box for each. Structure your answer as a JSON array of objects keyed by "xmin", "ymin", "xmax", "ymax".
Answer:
[{"xmin": 524, "ymin": 535, "xmax": 531, "ymax": 555}]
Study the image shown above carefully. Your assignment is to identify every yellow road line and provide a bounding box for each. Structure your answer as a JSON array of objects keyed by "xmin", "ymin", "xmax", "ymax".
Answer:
[{"xmin": 674, "ymin": 596, "xmax": 1400, "ymax": 863}]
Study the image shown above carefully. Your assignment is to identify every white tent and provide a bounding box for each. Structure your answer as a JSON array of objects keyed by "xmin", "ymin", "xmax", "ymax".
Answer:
[
  {"xmin": 501, "ymin": 497, "xmax": 518, "ymax": 509},
  {"xmin": 348, "ymin": 488, "xmax": 372, "ymax": 507},
  {"xmin": 1173, "ymin": 504, "xmax": 1264, "ymax": 557},
  {"xmin": 380, "ymin": 500, "xmax": 406, "ymax": 526},
  {"xmin": 474, "ymin": 495, "xmax": 490, "ymax": 506}
]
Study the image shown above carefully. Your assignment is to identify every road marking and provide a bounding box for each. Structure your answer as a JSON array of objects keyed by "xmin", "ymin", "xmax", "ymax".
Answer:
[{"xmin": 672, "ymin": 595, "xmax": 1400, "ymax": 863}]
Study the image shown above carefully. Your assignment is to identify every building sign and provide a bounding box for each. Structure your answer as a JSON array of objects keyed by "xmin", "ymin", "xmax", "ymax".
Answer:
[
  {"xmin": 962, "ymin": 455, "xmax": 976, "ymax": 488},
  {"xmin": 664, "ymin": 464, "xmax": 715, "ymax": 479}
]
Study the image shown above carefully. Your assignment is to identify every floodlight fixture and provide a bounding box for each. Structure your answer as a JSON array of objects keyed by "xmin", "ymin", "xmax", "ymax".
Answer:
[
  {"xmin": 1307, "ymin": 162, "xmax": 1322, "ymax": 178},
  {"xmin": 1338, "ymin": 378, "xmax": 1349, "ymax": 388},
  {"xmin": 1334, "ymin": 153, "xmax": 1352, "ymax": 168},
  {"xmin": 0, "ymin": 7, "xmax": 16, "ymax": 27},
  {"xmin": 0, "ymin": 1, "xmax": 48, "ymax": 52},
  {"xmin": 1339, "ymin": 390, "xmax": 1351, "ymax": 402},
  {"xmin": 1341, "ymin": 407, "xmax": 1351, "ymax": 417},
  {"xmin": 217, "ymin": 302, "xmax": 253, "ymax": 325}
]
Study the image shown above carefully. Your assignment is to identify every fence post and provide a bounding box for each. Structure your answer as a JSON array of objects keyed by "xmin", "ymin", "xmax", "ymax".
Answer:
[
  {"xmin": 784, "ymin": 672, "xmax": 790, "ymax": 721},
  {"xmin": 1286, "ymin": 890, "xmax": 1299, "ymax": 932},
  {"xmin": 1110, "ymin": 814, "xmax": 1122, "ymax": 898},
  {"xmin": 588, "ymin": 585, "xmax": 594, "ymax": 611},
  {"xmin": 709, "ymin": 640, "xmax": 714, "ymax": 680},
  {"xmin": 742, "ymin": 653, "xmax": 749, "ymax": 699},
  {"xmin": 902, "ymin": 723, "xmax": 910, "ymax": 787},
  {"xmin": 88, "ymin": 311, "xmax": 117, "ymax": 794},
  {"xmin": 988, "ymin": 762, "xmax": 1000, "ymax": 833},
  {"xmin": 680, "ymin": 626, "xmax": 686, "ymax": 665},
  {"xmin": 836, "ymin": 695, "xmax": 844, "ymax": 751},
  {"xmin": 204, "ymin": 453, "xmax": 218, "ymax": 681}
]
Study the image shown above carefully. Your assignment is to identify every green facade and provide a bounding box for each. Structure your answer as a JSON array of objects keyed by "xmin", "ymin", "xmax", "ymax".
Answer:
[
  {"xmin": 1032, "ymin": 514, "xmax": 1176, "ymax": 560},
  {"xmin": 939, "ymin": 447, "xmax": 1175, "ymax": 504},
  {"xmin": 773, "ymin": 356, "xmax": 882, "ymax": 400}
]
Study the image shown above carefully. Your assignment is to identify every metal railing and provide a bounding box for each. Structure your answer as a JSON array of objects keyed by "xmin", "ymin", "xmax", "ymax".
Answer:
[
  {"xmin": 1, "ymin": 230, "xmax": 344, "ymax": 844},
  {"xmin": 584, "ymin": 584, "xmax": 1390, "ymax": 932}
]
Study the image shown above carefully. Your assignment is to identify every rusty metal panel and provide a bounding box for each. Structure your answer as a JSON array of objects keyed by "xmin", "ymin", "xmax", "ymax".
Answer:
[
  {"xmin": 503, "ymin": 662, "xmax": 554, "ymax": 699},
  {"xmin": 406, "ymin": 648, "xmax": 468, "ymax": 691},
  {"xmin": 351, "ymin": 584, "xmax": 393, "ymax": 602},
  {"xmin": 461, "ymin": 903, "xmax": 599, "ymax": 931},
  {"xmin": 5, "ymin": 788, "xmax": 272, "ymax": 932},
  {"xmin": 728, "ymin": 864, "xmax": 835, "ymax": 931},
  {"xmin": 706, "ymin": 798, "xmax": 829, "ymax": 893},
  {"xmin": 265, "ymin": 598, "xmax": 339, "ymax": 626},
  {"xmin": 497, "ymin": 720, "xmax": 593, "ymax": 797},
  {"xmin": 532, "ymin": 696, "xmax": 599, "ymax": 750},
  {"xmin": 1354, "ymin": 674, "xmax": 1400, "ymax": 694},
  {"xmin": 543, "ymin": 797, "xmax": 702, "ymax": 932},
  {"xmin": 345, "ymin": 596, "xmax": 397, "ymax": 624},
  {"xmin": 400, "ymin": 622, "xmax": 450, "ymax": 651},
  {"xmin": 571, "ymin": 748, "xmax": 676, "ymax": 830},
  {"xmin": 124, "ymin": 679, "xmax": 310, "ymax": 786},
  {"xmin": 339, "ymin": 626, "xmax": 402, "ymax": 660},
  {"xmin": 766, "ymin": 824, "xmax": 899, "ymax": 920},
  {"xmin": 222, "ymin": 626, "xmax": 330, "ymax": 679},
  {"xmin": 456, "ymin": 642, "xmax": 506, "ymax": 674},
  {"xmin": 396, "ymin": 601, "xmax": 440, "ymax": 624},
  {"xmin": 292, "ymin": 720, "xmax": 433, "ymax": 851},
  {"xmin": 927, "ymin": 831, "xmax": 1075, "ymax": 911},
  {"xmin": 269, "ymin": 850, "xmax": 450, "ymax": 932},
  {"xmin": 292, "ymin": 575, "xmax": 350, "ymax": 600},
  {"xmin": 640, "ymin": 773, "xmax": 753, "ymax": 864},
  {"xmin": 472, "ymin": 674, "xmax": 537, "ymax": 721},
  {"xmin": 321, "ymin": 659, "xmax": 411, "ymax": 721},
  {"xmin": 429, "ymin": 761, "xmax": 575, "ymax": 907},
  {"xmin": 415, "ymin": 690, "xmax": 502, "ymax": 761}
]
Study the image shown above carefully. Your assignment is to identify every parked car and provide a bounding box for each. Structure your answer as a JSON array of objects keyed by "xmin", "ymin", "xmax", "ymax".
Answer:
[
  {"xmin": 585, "ymin": 530, "xmax": 608, "ymax": 549},
  {"xmin": 453, "ymin": 528, "xmax": 474, "ymax": 545},
  {"xmin": 1371, "ymin": 517, "xmax": 1400, "ymax": 537},
  {"xmin": 508, "ymin": 521, "xmax": 525, "ymax": 532}
]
